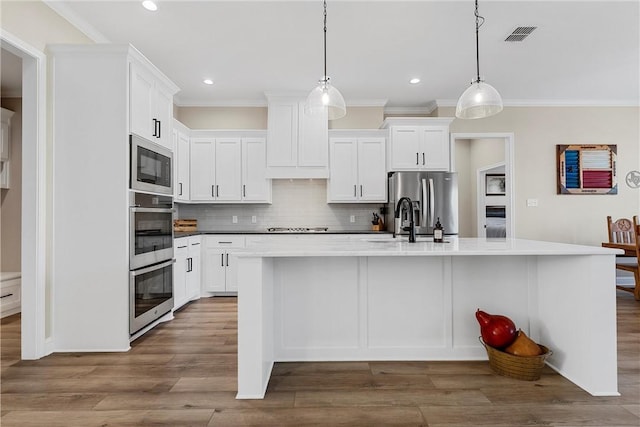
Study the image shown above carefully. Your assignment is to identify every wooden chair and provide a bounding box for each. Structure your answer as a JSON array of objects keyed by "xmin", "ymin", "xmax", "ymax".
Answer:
[
  {"xmin": 611, "ymin": 216, "xmax": 640, "ymax": 300},
  {"xmin": 606, "ymin": 215, "xmax": 637, "ymax": 244}
]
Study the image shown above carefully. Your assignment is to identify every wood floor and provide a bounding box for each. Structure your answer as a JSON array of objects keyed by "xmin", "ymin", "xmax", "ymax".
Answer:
[{"xmin": 1, "ymin": 293, "xmax": 639, "ymax": 426}]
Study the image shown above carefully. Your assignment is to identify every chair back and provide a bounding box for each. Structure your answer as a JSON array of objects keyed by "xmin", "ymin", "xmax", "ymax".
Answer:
[{"xmin": 607, "ymin": 216, "xmax": 637, "ymax": 244}]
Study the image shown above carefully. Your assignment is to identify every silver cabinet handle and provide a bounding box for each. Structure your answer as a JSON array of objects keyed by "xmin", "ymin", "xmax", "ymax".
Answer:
[
  {"xmin": 416, "ymin": 152, "xmax": 419, "ymax": 165},
  {"xmin": 177, "ymin": 245, "xmax": 187, "ymax": 249},
  {"xmin": 353, "ymin": 185, "xmax": 357, "ymax": 197},
  {"xmin": 211, "ymin": 185, "xmax": 215, "ymax": 197},
  {"xmin": 216, "ymin": 185, "xmax": 219, "ymax": 197},
  {"xmin": 360, "ymin": 185, "xmax": 363, "ymax": 197},
  {"xmin": 221, "ymin": 253, "xmax": 224, "ymax": 267},
  {"xmin": 191, "ymin": 242, "xmax": 200, "ymax": 246},
  {"xmin": 179, "ymin": 182, "xmax": 183, "ymax": 196},
  {"xmin": 243, "ymin": 184, "xmax": 246, "ymax": 198},
  {"xmin": 422, "ymin": 152, "xmax": 425, "ymax": 165},
  {"xmin": 218, "ymin": 241, "xmax": 232, "ymax": 244},
  {"xmin": 226, "ymin": 253, "xmax": 229, "ymax": 267}
]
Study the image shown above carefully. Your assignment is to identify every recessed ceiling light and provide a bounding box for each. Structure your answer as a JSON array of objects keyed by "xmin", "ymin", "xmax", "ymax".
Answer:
[
  {"xmin": 409, "ymin": 78, "xmax": 421, "ymax": 84},
  {"xmin": 142, "ymin": 1, "xmax": 158, "ymax": 11},
  {"xmin": 203, "ymin": 79, "xmax": 214, "ymax": 85}
]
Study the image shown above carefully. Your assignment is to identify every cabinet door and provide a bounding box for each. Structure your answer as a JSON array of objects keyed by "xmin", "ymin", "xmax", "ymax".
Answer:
[
  {"xmin": 390, "ymin": 127, "xmax": 421, "ymax": 170},
  {"xmin": 420, "ymin": 127, "xmax": 450, "ymax": 170},
  {"xmin": 190, "ymin": 138, "xmax": 215, "ymax": 201},
  {"xmin": 266, "ymin": 101, "xmax": 297, "ymax": 167},
  {"xmin": 202, "ymin": 249, "xmax": 226, "ymax": 292},
  {"xmin": 298, "ymin": 102, "xmax": 328, "ymax": 167},
  {"xmin": 187, "ymin": 245, "xmax": 201, "ymax": 300},
  {"xmin": 215, "ymin": 138, "xmax": 242, "ymax": 201},
  {"xmin": 358, "ymin": 138, "xmax": 387, "ymax": 202},
  {"xmin": 154, "ymin": 84, "xmax": 174, "ymax": 150},
  {"xmin": 173, "ymin": 240, "xmax": 189, "ymax": 310},
  {"xmin": 130, "ymin": 64, "xmax": 155, "ymax": 141},
  {"xmin": 242, "ymin": 138, "xmax": 270, "ymax": 201},
  {"xmin": 328, "ymin": 138, "xmax": 358, "ymax": 202},
  {"xmin": 225, "ymin": 252, "xmax": 238, "ymax": 292},
  {"xmin": 175, "ymin": 130, "xmax": 190, "ymax": 201},
  {"xmin": 1, "ymin": 122, "xmax": 9, "ymax": 161}
]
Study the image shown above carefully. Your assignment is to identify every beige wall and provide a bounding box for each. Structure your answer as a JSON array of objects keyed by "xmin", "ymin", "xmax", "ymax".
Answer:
[
  {"xmin": 0, "ymin": 1, "xmax": 93, "ymax": 50},
  {"xmin": 1, "ymin": 99, "xmax": 22, "ymax": 272},
  {"xmin": 176, "ymin": 105, "xmax": 385, "ymax": 130},
  {"xmin": 440, "ymin": 106, "xmax": 640, "ymax": 246}
]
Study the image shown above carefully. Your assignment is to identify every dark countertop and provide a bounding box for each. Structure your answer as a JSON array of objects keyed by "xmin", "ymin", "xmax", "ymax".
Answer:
[{"xmin": 175, "ymin": 230, "xmax": 393, "ymax": 238}]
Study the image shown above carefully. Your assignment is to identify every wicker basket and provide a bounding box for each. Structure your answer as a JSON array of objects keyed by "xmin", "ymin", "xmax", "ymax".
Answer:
[{"xmin": 480, "ymin": 337, "xmax": 552, "ymax": 381}]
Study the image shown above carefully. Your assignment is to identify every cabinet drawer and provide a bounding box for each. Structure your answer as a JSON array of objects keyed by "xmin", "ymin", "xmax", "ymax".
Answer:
[
  {"xmin": 174, "ymin": 237, "xmax": 189, "ymax": 255},
  {"xmin": 205, "ymin": 235, "xmax": 245, "ymax": 249},
  {"xmin": 1, "ymin": 282, "xmax": 21, "ymax": 316}
]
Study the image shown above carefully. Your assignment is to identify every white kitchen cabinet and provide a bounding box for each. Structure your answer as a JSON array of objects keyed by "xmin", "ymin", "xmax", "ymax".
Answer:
[
  {"xmin": 328, "ymin": 132, "xmax": 387, "ymax": 203},
  {"xmin": 382, "ymin": 118, "xmax": 454, "ymax": 172},
  {"xmin": 130, "ymin": 62, "xmax": 175, "ymax": 150},
  {"xmin": 189, "ymin": 132, "xmax": 270, "ymax": 203},
  {"xmin": 266, "ymin": 94, "xmax": 329, "ymax": 178},
  {"xmin": 0, "ymin": 108, "xmax": 14, "ymax": 189},
  {"xmin": 202, "ymin": 235, "xmax": 245, "ymax": 293},
  {"xmin": 242, "ymin": 138, "xmax": 271, "ymax": 201},
  {"xmin": 173, "ymin": 120, "xmax": 191, "ymax": 201},
  {"xmin": 48, "ymin": 44, "xmax": 179, "ymax": 350},
  {"xmin": 173, "ymin": 236, "xmax": 201, "ymax": 310}
]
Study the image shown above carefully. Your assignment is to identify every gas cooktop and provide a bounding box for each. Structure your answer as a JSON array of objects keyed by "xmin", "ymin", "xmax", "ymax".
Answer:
[{"xmin": 267, "ymin": 227, "xmax": 329, "ymax": 233}]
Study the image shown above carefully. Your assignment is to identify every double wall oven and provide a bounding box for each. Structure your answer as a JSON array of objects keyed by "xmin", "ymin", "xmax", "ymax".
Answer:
[{"xmin": 129, "ymin": 135, "xmax": 174, "ymax": 335}]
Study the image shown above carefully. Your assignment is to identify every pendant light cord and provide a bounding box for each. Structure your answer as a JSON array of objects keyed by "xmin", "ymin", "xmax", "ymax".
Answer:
[
  {"xmin": 474, "ymin": 0, "xmax": 485, "ymax": 84},
  {"xmin": 323, "ymin": 0, "xmax": 327, "ymax": 81}
]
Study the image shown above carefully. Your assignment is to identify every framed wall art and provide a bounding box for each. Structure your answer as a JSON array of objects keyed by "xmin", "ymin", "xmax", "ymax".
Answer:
[
  {"xmin": 485, "ymin": 174, "xmax": 506, "ymax": 196},
  {"xmin": 557, "ymin": 144, "xmax": 617, "ymax": 194}
]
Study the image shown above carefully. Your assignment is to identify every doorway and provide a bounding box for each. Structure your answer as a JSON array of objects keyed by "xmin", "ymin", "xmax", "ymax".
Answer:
[
  {"xmin": 450, "ymin": 133, "xmax": 515, "ymax": 238},
  {"xmin": 1, "ymin": 31, "xmax": 47, "ymax": 359}
]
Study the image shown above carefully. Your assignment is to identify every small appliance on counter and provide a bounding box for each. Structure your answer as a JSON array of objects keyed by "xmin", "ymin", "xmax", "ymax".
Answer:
[{"xmin": 386, "ymin": 171, "xmax": 458, "ymax": 237}]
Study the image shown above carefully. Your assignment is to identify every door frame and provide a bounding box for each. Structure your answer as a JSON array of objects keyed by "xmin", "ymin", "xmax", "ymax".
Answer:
[
  {"xmin": 1, "ymin": 30, "xmax": 48, "ymax": 359},
  {"xmin": 450, "ymin": 133, "xmax": 515, "ymax": 238}
]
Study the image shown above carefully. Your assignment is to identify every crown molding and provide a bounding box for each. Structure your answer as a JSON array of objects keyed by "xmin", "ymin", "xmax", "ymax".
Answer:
[
  {"xmin": 384, "ymin": 102, "xmax": 437, "ymax": 116},
  {"xmin": 175, "ymin": 97, "xmax": 388, "ymax": 108},
  {"xmin": 436, "ymin": 99, "xmax": 640, "ymax": 108},
  {"xmin": 43, "ymin": 1, "xmax": 110, "ymax": 43}
]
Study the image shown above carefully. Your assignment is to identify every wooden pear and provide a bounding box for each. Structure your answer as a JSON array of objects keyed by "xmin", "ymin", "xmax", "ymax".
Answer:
[{"xmin": 504, "ymin": 329, "xmax": 542, "ymax": 356}]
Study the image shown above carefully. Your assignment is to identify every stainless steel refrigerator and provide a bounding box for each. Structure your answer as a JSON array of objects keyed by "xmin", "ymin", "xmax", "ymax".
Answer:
[{"xmin": 386, "ymin": 171, "xmax": 458, "ymax": 236}]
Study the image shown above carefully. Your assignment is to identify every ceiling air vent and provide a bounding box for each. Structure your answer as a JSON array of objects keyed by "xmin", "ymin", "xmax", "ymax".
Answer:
[{"xmin": 505, "ymin": 26, "xmax": 537, "ymax": 42}]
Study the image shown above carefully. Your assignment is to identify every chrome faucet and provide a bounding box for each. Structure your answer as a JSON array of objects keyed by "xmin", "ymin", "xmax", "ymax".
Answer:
[{"xmin": 394, "ymin": 197, "xmax": 416, "ymax": 243}]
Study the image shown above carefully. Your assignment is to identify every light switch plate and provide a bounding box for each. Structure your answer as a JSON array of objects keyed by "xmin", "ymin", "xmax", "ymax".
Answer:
[
  {"xmin": 350, "ymin": 215, "xmax": 356, "ymax": 223},
  {"xmin": 251, "ymin": 215, "xmax": 257, "ymax": 224},
  {"xmin": 527, "ymin": 199, "xmax": 538, "ymax": 207},
  {"xmin": 232, "ymin": 215, "xmax": 238, "ymax": 223}
]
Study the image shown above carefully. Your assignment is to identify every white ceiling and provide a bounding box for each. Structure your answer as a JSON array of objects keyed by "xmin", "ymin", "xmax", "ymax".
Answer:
[{"xmin": 39, "ymin": 1, "xmax": 640, "ymax": 108}]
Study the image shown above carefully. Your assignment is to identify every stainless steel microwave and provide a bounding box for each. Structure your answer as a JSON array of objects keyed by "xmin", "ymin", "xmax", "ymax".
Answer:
[{"xmin": 130, "ymin": 134, "xmax": 173, "ymax": 195}]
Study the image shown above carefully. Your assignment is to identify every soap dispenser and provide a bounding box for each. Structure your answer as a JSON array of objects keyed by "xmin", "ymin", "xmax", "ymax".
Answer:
[{"xmin": 434, "ymin": 217, "xmax": 444, "ymax": 243}]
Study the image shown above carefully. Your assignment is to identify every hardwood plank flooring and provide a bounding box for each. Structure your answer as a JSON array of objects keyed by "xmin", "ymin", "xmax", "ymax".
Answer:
[{"xmin": 1, "ymin": 293, "xmax": 639, "ymax": 426}]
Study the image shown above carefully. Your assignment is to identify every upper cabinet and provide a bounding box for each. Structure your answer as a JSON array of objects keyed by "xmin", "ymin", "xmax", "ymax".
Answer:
[
  {"xmin": 173, "ymin": 120, "xmax": 191, "ymax": 201},
  {"xmin": 266, "ymin": 94, "xmax": 329, "ymax": 179},
  {"xmin": 130, "ymin": 60, "xmax": 177, "ymax": 151},
  {"xmin": 381, "ymin": 118, "xmax": 454, "ymax": 172},
  {"xmin": 328, "ymin": 130, "xmax": 387, "ymax": 203},
  {"xmin": 189, "ymin": 131, "xmax": 271, "ymax": 204}
]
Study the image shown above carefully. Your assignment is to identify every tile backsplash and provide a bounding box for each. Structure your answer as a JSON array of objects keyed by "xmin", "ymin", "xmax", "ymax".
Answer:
[{"xmin": 176, "ymin": 179, "xmax": 385, "ymax": 231}]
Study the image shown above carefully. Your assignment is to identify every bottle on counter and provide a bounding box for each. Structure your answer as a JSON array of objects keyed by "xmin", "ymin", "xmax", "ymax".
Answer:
[{"xmin": 434, "ymin": 217, "xmax": 444, "ymax": 243}]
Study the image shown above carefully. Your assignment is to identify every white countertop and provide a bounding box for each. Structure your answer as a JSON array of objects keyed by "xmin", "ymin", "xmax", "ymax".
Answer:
[{"xmin": 237, "ymin": 237, "xmax": 622, "ymax": 257}]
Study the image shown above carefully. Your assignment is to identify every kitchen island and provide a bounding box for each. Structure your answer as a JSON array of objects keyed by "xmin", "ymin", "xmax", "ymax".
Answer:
[{"xmin": 235, "ymin": 237, "xmax": 621, "ymax": 399}]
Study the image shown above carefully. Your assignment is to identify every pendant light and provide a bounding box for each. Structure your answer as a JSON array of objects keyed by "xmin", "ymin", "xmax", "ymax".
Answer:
[
  {"xmin": 456, "ymin": 0, "xmax": 503, "ymax": 120},
  {"xmin": 305, "ymin": 0, "xmax": 346, "ymax": 120}
]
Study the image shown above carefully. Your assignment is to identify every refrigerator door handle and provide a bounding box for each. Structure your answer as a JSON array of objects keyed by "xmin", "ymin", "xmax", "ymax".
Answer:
[
  {"xmin": 421, "ymin": 178, "xmax": 428, "ymax": 226},
  {"xmin": 429, "ymin": 178, "xmax": 435, "ymax": 227}
]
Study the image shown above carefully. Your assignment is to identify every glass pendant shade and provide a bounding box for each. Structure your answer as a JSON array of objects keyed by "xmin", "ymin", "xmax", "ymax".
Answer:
[
  {"xmin": 305, "ymin": 77, "xmax": 346, "ymax": 120},
  {"xmin": 455, "ymin": 80, "xmax": 503, "ymax": 120}
]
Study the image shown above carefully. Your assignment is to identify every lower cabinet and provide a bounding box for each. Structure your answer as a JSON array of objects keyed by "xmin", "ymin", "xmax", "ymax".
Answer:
[
  {"xmin": 173, "ymin": 236, "xmax": 201, "ymax": 310},
  {"xmin": 202, "ymin": 235, "xmax": 245, "ymax": 293}
]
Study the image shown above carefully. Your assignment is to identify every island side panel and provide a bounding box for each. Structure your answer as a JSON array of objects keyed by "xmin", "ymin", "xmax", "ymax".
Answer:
[
  {"xmin": 450, "ymin": 256, "xmax": 532, "ymax": 358},
  {"xmin": 236, "ymin": 257, "xmax": 275, "ymax": 399},
  {"xmin": 536, "ymin": 254, "xmax": 619, "ymax": 396}
]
